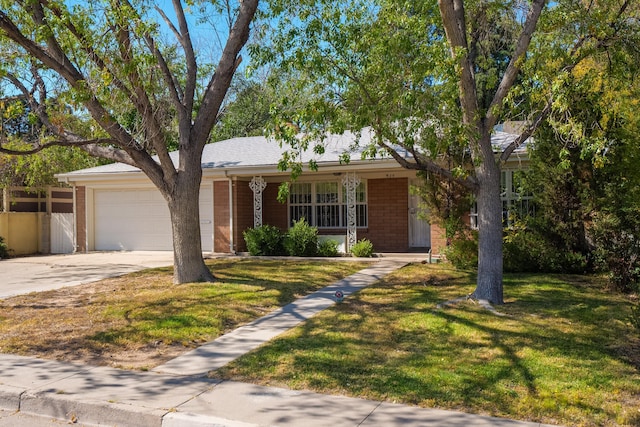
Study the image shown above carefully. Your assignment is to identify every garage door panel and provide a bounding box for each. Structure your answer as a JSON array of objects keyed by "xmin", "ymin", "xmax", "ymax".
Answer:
[{"xmin": 94, "ymin": 187, "xmax": 212, "ymax": 251}]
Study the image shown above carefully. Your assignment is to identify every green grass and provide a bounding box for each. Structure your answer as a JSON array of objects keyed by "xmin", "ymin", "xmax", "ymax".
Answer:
[
  {"xmin": 0, "ymin": 259, "xmax": 368, "ymax": 368},
  {"xmin": 88, "ymin": 259, "xmax": 370, "ymax": 346},
  {"xmin": 213, "ymin": 263, "xmax": 640, "ymax": 427}
]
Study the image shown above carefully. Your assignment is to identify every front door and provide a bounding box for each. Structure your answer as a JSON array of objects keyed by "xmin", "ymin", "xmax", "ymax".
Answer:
[{"xmin": 408, "ymin": 181, "xmax": 430, "ymax": 248}]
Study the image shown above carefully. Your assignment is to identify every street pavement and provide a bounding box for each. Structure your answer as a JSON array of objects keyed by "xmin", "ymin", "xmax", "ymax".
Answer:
[{"xmin": 0, "ymin": 253, "xmax": 559, "ymax": 426}]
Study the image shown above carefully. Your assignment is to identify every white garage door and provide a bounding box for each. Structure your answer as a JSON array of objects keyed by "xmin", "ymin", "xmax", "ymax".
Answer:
[{"xmin": 94, "ymin": 187, "xmax": 213, "ymax": 251}]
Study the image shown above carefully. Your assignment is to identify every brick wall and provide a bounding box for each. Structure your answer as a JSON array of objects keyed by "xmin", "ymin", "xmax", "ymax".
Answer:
[
  {"xmin": 234, "ymin": 180, "xmax": 253, "ymax": 253},
  {"xmin": 263, "ymin": 182, "xmax": 288, "ymax": 230},
  {"xmin": 213, "ymin": 181, "xmax": 230, "ymax": 253},
  {"xmin": 429, "ymin": 222, "xmax": 448, "ymax": 256},
  {"xmin": 367, "ymin": 177, "xmax": 409, "ymax": 252}
]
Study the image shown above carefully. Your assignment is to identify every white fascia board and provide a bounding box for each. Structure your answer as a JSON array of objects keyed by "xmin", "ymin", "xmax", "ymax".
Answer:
[{"xmin": 57, "ymin": 171, "xmax": 151, "ymax": 187}]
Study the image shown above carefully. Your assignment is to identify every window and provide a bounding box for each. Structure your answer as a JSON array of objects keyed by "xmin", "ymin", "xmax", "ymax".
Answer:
[
  {"xmin": 503, "ymin": 170, "xmax": 534, "ymax": 225},
  {"xmin": 289, "ymin": 180, "xmax": 368, "ymax": 228},
  {"xmin": 316, "ymin": 182, "xmax": 340, "ymax": 227},
  {"xmin": 289, "ymin": 182, "xmax": 312, "ymax": 224},
  {"xmin": 470, "ymin": 170, "xmax": 534, "ymax": 229}
]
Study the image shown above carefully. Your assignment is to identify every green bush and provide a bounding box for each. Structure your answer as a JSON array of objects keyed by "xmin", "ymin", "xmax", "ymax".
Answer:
[
  {"xmin": 350, "ymin": 238, "xmax": 374, "ymax": 257},
  {"xmin": 443, "ymin": 223, "xmax": 590, "ymax": 274},
  {"xmin": 591, "ymin": 213, "xmax": 640, "ymax": 293},
  {"xmin": 317, "ymin": 239, "xmax": 340, "ymax": 257},
  {"xmin": 630, "ymin": 303, "xmax": 640, "ymax": 332},
  {"xmin": 243, "ymin": 225, "xmax": 285, "ymax": 256},
  {"xmin": 444, "ymin": 230, "xmax": 478, "ymax": 270},
  {"xmin": 0, "ymin": 236, "xmax": 8, "ymax": 259},
  {"xmin": 284, "ymin": 218, "xmax": 318, "ymax": 257},
  {"xmin": 503, "ymin": 225, "xmax": 588, "ymax": 274}
]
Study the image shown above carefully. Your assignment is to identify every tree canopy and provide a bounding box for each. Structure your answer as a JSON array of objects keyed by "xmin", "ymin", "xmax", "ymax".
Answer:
[
  {"xmin": 252, "ymin": 0, "xmax": 639, "ymax": 303},
  {"xmin": 0, "ymin": 0, "xmax": 258, "ymax": 283}
]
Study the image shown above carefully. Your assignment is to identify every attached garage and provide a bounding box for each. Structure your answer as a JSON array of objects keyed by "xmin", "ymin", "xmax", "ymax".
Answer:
[{"xmin": 92, "ymin": 187, "xmax": 213, "ymax": 252}]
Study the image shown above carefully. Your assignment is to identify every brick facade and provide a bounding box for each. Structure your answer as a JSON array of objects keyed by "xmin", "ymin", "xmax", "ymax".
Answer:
[
  {"xmin": 213, "ymin": 181, "xmax": 230, "ymax": 253},
  {"xmin": 429, "ymin": 223, "xmax": 447, "ymax": 256},
  {"xmin": 233, "ymin": 180, "xmax": 254, "ymax": 253},
  {"xmin": 366, "ymin": 177, "xmax": 410, "ymax": 252},
  {"xmin": 262, "ymin": 183, "xmax": 288, "ymax": 230},
  {"xmin": 239, "ymin": 177, "xmax": 414, "ymax": 253}
]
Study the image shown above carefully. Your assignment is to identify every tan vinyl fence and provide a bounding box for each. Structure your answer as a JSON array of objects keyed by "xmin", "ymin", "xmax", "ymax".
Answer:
[
  {"xmin": 0, "ymin": 186, "xmax": 74, "ymax": 256},
  {"xmin": 0, "ymin": 212, "xmax": 47, "ymax": 256}
]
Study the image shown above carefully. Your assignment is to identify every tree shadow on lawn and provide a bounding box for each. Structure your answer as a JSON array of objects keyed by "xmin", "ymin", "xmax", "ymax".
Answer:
[
  {"xmin": 0, "ymin": 259, "xmax": 364, "ymax": 368},
  {"xmin": 503, "ymin": 274, "xmax": 639, "ymax": 367},
  {"xmin": 215, "ymin": 269, "xmax": 640, "ymax": 425}
]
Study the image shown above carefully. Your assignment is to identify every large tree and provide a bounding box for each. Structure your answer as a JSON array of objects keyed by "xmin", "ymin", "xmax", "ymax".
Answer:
[
  {"xmin": 255, "ymin": 0, "xmax": 638, "ymax": 304},
  {"xmin": 0, "ymin": 0, "xmax": 259, "ymax": 283}
]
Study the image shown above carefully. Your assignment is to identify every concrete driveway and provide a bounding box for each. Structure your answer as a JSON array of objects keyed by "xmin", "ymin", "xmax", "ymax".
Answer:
[{"xmin": 0, "ymin": 252, "xmax": 175, "ymax": 299}]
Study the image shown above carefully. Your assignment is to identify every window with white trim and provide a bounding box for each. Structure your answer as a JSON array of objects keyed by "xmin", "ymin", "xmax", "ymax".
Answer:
[
  {"xmin": 289, "ymin": 181, "xmax": 368, "ymax": 228},
  {"xmin": 470, "ymin": 170, "xmax": 534, "ymax": 229},
  {"xmin": 503, "ymin": 170, "xmax": 534, "ymax": 225}
]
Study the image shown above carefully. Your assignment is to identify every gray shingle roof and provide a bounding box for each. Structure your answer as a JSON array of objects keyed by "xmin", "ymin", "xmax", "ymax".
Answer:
[{"xmin": 58, "ymin": 128, "xmax": 527, "ymax": 177}]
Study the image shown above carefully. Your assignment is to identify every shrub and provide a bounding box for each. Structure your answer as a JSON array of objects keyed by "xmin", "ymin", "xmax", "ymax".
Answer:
[
  {"xmin": 317, "ymin": 239, "xmax": 339, "ymax": 257},
  {"xmin": 591, "ymin": 213, "xmax": 640, "ymax": 293},
  {"xmin": 503, "ymin": 224, "xmax": 588, "ymax": 274},
  {"xmin": 350, "ymin": 238, "xmax": 374, "ymax": 257},
  {"xmin": 444, "ymin": 230, "xmax": 478, "ymax": 270},
  {"xmin": 243, "ymin": 225, "xmax": 285, "ymax": 256},
  {"xmin": 630, "ymin": 302, "xmax": 640, "ymax": 332},
  {"xmin": 284, "ymin": 218, "xmax": 318, "ymax": 257},
  {"xmin": 0, "ymin": 236, "xmax": 8, "ymax": 259}
]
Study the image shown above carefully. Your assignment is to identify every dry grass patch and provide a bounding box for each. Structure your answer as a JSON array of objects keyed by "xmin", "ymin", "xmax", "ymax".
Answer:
[{"xmin": 0, "ymin": 259, "xmax": 367, "ymax": 370}]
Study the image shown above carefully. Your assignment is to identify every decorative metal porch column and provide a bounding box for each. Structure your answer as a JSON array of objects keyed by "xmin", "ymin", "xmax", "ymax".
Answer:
[
  {"xmin": 342, "ymin": 172, "xmax": 361, "ymax": 252},
  {"xmin": 249, "ymin": 176, "xmax": 267, "ymax": 227}
]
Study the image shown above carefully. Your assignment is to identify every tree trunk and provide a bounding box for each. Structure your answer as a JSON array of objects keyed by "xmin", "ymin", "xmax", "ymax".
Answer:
[
  {"xmin": 473, "ymin": 150, "xmax": 504, "ymax": 304},
  {"xmin": 167, "ymin": 171, "xmax": 215, "ymax": 284}
]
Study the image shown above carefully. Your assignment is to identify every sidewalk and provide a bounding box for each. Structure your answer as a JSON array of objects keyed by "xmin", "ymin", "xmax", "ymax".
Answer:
[{"xmin": 0, "ymin": 258, "xmax": 557, "ymax": 427}]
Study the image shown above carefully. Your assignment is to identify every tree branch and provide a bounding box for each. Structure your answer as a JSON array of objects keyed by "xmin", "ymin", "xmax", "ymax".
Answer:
[
  {"xmin": 0, "ymin": 5, "xmax": 165, "ymax": 185},
  {"xmin": 371, "ymin": 118, "xmax": 479, "ymax": 191},
  {"xmin": 143, "ymin": 34, "xmax": 184, "ymax": 111},
  {"xmin": 0, "ymin": 134, "xmax": 121, "ymax": 156},
  {"xmin": 192, "ymin": 0, "xmax": 259, "ymax": 151},
  {"xmin": 438, "ymin": 0, "xmax": 480, "ymax": 134},
  {"xmin": 500, "ymin": 0, "xmax": 633, "ymax": 163},
  {"xmin": 112, "ymin": 1, "xmax": 174, "ymax": 180},
  {"xmin": 39, "ymin": 0, "xmax": 133, "ymax": 99},
  {"xmin": 500, "ymin": 98, "xmax": 552, "ymax": 162},
  {"xmin": 486, "ymin": 0, "xmax": 546, "ymax": 129},
  {"xmin": 171, "ymin": 0, "xmax": 197, "ymax": 115}
]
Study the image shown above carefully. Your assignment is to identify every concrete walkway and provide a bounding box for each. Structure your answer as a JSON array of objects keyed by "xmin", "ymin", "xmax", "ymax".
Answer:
[
  {"xmin": 0, "ymin": 251, "xmax": 175, "ymax": 299},
  {"xmin": 0, "ymin": 256, "xmax": 558, "ymax": 427}
]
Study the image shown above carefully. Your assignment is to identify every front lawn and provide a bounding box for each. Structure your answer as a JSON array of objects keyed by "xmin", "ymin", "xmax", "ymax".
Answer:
[
  {"xmin": 0, "ymin": 259, "xmax": 367, "ymax": 369},
  {"xmin": 213, "ymin": 263, "xmax": 640, "ymax": 427}
]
